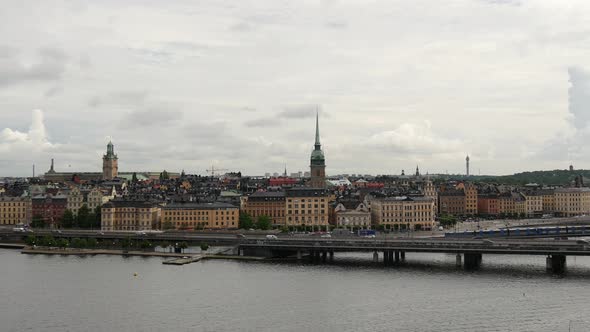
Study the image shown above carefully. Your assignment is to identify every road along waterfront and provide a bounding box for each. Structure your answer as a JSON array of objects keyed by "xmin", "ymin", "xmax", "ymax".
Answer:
[{"xmin": 1, "ymin": 248, "xmax": 590, "ymax": 332}]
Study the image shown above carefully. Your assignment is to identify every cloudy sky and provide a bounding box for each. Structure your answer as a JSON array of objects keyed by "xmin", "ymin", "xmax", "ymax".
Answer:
[{"xmin": 1, "ymin": 0, "xmax": 590, "ymax": 177}]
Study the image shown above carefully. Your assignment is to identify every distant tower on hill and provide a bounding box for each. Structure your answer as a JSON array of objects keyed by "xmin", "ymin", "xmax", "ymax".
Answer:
[
  {"xmin": 466, "ymin": 155, "xmax": 470, "ymax": 177},
  {"xmin": 102, "ymin": 140, "xmax": 118, "ymax": 180}
]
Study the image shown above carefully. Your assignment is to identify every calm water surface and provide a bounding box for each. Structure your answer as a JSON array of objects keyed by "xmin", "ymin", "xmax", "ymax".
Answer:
[{"xmin": 1, "ymin": 249, "xmax": 590, "ymax": 332}]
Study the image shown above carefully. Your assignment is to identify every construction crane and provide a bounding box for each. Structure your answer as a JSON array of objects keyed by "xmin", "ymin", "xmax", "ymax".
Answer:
[{"xmin": 206, "ymin": 165, "xmax": 229, "ymax": 177}]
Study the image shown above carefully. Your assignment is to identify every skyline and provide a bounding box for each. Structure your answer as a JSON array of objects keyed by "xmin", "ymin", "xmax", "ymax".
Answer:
[{"xmin": 1, "ymin": 1, "xmax": 590, "ymax": 176}]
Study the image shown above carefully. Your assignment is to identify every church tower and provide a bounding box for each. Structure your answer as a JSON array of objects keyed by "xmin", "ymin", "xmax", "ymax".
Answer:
[
  {"xmin": 309, "ymin": 112, "xmax": 326, "ymax": 188},
  {"xmin": 102, "ymin": 141, "xmax": 118, "ymax": 180}
]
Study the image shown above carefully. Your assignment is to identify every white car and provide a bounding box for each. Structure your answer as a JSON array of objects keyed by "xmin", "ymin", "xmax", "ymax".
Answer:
[
  {"xmin": 320, "ymin": 234, "xmax": 331, "ymax": 238},
  {"xmin": 265, "ymin": 235, "xmax": 278, "ymax": 240}
]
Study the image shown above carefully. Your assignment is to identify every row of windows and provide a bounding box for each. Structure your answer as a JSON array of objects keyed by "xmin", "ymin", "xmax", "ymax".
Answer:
[
  {"xmin": 287, "ymin": 198, "xmax": 326, "ymax": 203},
  {"xmin": 0, "ymin": 202, "xmax": 29, "ymax": 207},
  {"xmin": 287, "ymin": 210, "xmax": 326, "ymax": 215}
]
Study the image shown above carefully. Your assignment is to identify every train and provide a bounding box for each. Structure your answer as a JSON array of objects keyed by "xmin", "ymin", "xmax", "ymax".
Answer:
[{"xmin": 444, "ymin": 225, "xmax": 590, "ymax": 238}]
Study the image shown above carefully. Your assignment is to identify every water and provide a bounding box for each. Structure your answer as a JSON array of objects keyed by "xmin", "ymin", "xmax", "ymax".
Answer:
[{"xmin": 1, "ymin": 249, "xmax": 590, "ymax": 332}]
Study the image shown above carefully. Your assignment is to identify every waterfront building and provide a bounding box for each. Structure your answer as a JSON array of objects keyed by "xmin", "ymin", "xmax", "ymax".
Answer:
[
  {"xmin": 101, "ymin": 199, "xmax": 161, "ymax": 231},
  {"xmin": 244, "ymin": 191, "xmax": 286, "ymax": 227},
  {"xmin": 285, "ymin": 188, "xmax": 331, "ymax": 227},
  {"xmin": 554, "ymin": 187, "xmax": 590, "ymax": 217},
  {"xmin": 477, "ymin": 194, "xmax": 499, "ymax": 216},
  {"xmin": 309, "ymin": 113, "xmax": 326, "ymax": 188},
  {"xmin": 540, "ymin": 189, "xmax": 556, "ymax": 213},
  {"xmin": 438, "ymin": 189, "xmax": 465, "ymax": 216},
  {"xmin": 498, "ymin": 192, "xmax": 516, "ymax": 215},
  {"xmin": 523, "ymin": 191, "xmax": 543, "ymax": 217},
  {"xmin": 456, "ymin": 182, "xmax": 478, "ymax": 215},
  {"xmin": 513, "ymin": 192, "xmax": 526, "ymax": 215},
  {"xmin": 334, "ymin": 201, "xmax": 371, "ymax": 229},
  {"xmin": 161, "ymin": 202, "xmax": 239, "ymax": 230},
  {"xmin": 102, "ymin": 141, "xmax": 118, "ymax": 180},
  {"xmin": 32, "ymin": 194, "xmax": 67, "ymax": 227},
  {"xmin": 422, "ymin": 179, "xmax": 438, "ymax": 214},
  {"xmin": 0, "ymin": 196, "xmax": 31, "ymax": 225},
  {"xmin": 370, "ymin": 196, "xmax": 435, "ymax": 231}
]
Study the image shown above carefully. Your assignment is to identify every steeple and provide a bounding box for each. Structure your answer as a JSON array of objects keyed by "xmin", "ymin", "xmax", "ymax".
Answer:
[
  {"xmin": 314, "ymin": 111, "xmax": 321, "ymax": 149},
  {"xmin": 415, "ymin": 165, "xmax": 420, "ymax": 177}
]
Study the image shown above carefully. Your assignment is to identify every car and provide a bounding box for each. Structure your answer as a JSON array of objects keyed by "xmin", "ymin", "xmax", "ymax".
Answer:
[
  {"xmin": 97, "ymin": 231, "xmax": 105, "ymax": 235},
  {"xmin": 236, "ymin": 234, "xmax": 246, "ymax": 239},
  {"xmin": 12, "ymin": 227, "xmax": 26, "ymax": 232},
  {"xmin": 52, "ymin": 229, "xmax": 62, "ymax": 234},
  {"xmin": 438, "ymin": 226, "xmax": 444, "ymax": 231},
  {"xmin": 136, "ymin": 231, "xmax": 147, "ymax": 236},
  {"xmin": 320, "ymin": 234, "xmax": 331, "ymax": 238},
  {"xmin": 364, "ymin": 234, "xmax": 376, "ymax": 238},
  {"xmin": 577, "ymin": 239, "xmax": 589, "ymax": 245},
  {"xmin": 265, "ymin": 235, "xmax": 278, "ymax": 240}
]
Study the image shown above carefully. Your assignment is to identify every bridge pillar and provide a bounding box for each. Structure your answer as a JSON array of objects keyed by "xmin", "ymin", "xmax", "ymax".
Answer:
[
  {"xmin": 400, "ymin": 251, "xmax": 406, "ymax": 262},
  {"xmin": 456, "ymin": 254, "xmax": 462, "ymax": 268},
  {"xmin": 547, "ymin": 254, "xmax": 567, "ymax": 274},
  {"xmin": 329, "ymin": 251, "xmax": 334, "ymax": 262},
  {"xmin": 383, "ymin": 251, "xmax": 390, "ymax": 265},
  {"xmin": 321, "ymin": 251, "xmax": 327, "ymax": 262},
  {"xmin": 394, "ymin": 251, "xmax": 400, "ymax": 264},
  {"xmin": 296, "ymin": 250, "xmax": 302, "ymax": 260},
  {"xmin": 464, "ymin": 253, "xmax": 482, "ymax": 270},
  {"xmin": 373, "ymin": 251, "xmax": 379, "ymax": 263}
]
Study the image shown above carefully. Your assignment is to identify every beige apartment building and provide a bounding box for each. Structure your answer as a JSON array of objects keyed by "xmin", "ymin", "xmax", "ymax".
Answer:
[
  {"xmin": 101, "ymin": 200, "xmax": 161, "ymax": 231},
  {"xmin": 0, "ymin": 196, "xmax": 32, "ymax": 225},
  {"xmin": 161, "ymin": 202, "xmax": 239, "ymax": 230},
  {"xmin": 285, "ymin": 188, "xmax": 331, "ymax": 227},
  {"xmin": 243, "ymin": 191, "xmax": 286, "ymax": 226},
  {"xmin": 456, "ymin": 182, "xmax": 478, "ymax": 215},
  {"xmin": 554, "ymin": 188, "xmax": 590, "ymax": 217},
  {"xmin": 523, "ymin": 192, "xmax": 543, "ymax": 217},
  {"xmin": 370, "ymin": 196, "xmax": 435, "ymax": 231}
]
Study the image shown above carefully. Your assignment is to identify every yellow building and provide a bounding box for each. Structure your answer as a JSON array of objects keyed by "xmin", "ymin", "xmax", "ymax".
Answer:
[
  {"xmin": 101, "ymin": 200, "xmax": 161, "ymax": 231},
  {"xmin": 162, "ymin": 202, "xmax": 239, "ymax": 230},
  {"xmin": 540, "ymin": 190, "xmax": 555, "ymax": 213},
  {"xmin": 0, "ymin": 196, "xmax": 31, "ymax": 225},
  {"xmin": 554, "ymin": 188, "xmax": 590, "ymax": 217},
  {"xmin": 370, "ymin": 196, "xmax": 435, "ymax": 231},
  {"xmin": 523, "ymin": 192, "xmax": 543, "ymax": 217},
  {"xmin": 456, "ymin": 182, "xmax": 478, "ymax": 215},
  {"xmin": 285, "ymin": 188, "xmax": 331, "ymax": 227},
  {"xmin": 244, "ymin": 191, "xmax": 286, "ymax": 227}
]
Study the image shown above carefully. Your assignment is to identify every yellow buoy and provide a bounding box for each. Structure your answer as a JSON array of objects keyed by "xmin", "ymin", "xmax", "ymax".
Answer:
[{"xmin": 134, "ymin": 273, "xmax": 138, "ymax": 277}]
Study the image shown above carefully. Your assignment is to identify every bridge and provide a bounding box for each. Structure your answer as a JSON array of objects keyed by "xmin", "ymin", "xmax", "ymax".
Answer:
[{"xmin": 238, "ymin": 237, "xmax": 590, "ymax": 273}]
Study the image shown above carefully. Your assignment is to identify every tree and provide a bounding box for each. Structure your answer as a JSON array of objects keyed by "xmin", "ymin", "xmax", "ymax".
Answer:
[
  {"xmin": 131, "ymin": 172, "xmax": 138, "ymax": 183},
  {"xmin": 439, "ymin": 214, "xmax": 458, "ymax": 228},
  {"xmin": 200, "ymin": 242, "xmax": 209, "ymax": 251},
  {"xmin": 87, "ymin": 238, "xmax": 98, "ymax": 248},
  {"xmin": 61, "ymin": 210, "xmax": 75, "ymax": 228},
  {"xmin": 25, "ymin": 235, "xmax": 37, "ymax": 246},
  {"xmin": 93, "ymin": 207, "xmax": 101, "ymax": 229},
  {"xmin": 160, "ymin": 241, "xmax": 170, "ymax": 252},
  {"xmin": 179, "ymin": 241, "xmax": 188, "ymax": 253},
  {"xmin": 71, "ymin": 238, "xmax": 87, "ymax": 248},
  {"xmin": 159, "ymin": 170, "xmax": 169, "ymax": 180},
  {"xmin": 140, "ymin": 239, "xmax": 153, "ymax": 250},
  {"xmin": 77, "ymin": 205, "xmax": 91, "ymax": 229},
  {"xmin": 31, "ymin": 215, "xmax": 45, "ymax": 228},
  {"xmin": 239, "ymin": 212, "xmax": 254, "ymax": 229},
  {"xmin": 39, "ymin": 235, "xmax": 56, "ymax": 247},
  {"xmin": 56, "ymin": 238, "xmax": 69, "ymax": 249},
  {"xmin": 256, "ymin": 215, "xmax": 272, "ymax": 230}
]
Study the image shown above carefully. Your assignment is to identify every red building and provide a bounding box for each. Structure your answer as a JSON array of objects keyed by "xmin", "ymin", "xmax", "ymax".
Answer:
[
  {"xmin": 32, "ymin": 194, "xmax": 68, "ymax": 227},
  {"xmin": 269, "ymin": 177, "xmax": 298, "ymax": 187},
  {"xmin": 478, "ymin": 194, "xmax": 499, "ymax": 216}
]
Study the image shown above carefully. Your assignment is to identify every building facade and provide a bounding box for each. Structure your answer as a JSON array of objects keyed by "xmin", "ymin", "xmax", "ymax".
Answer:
[
  {"xmin": 102, "ymin": 141, "xmax": 118, "ymax": 180},
  {"xmin": 101, "ymin": 200, "xmax": 161, "ymax": 231},
  {"xmin": 32, "ymin": 194, "xmax": 68, "ymax": 227},
  {"xmin": 554, "ymin": 188, "xmax": 590, "ymax": 217},
  {"xmin": 334, "ymin": 202, "xmax": 371, "ymax": 229},
  {"xmin": 0, "ymin": 196, "xmax": 32, "ymax": 225},
  {"xmin": 438, "ymin": 190, "xmax": 465, "ymax": 216},
  {"xmin": 370, "ymin": 196, "xmax": 435, "ymax": 230},
  {"xmin": 244, "ymin": 191, "xmax": 286, "ymax": 227},
  {"xmin": 161, "ymin": 202, "xmax": 239, "ymax": 230},
  {"xmin": 285, "ymin": 188, "xmax": 330, "ymax": 227}
]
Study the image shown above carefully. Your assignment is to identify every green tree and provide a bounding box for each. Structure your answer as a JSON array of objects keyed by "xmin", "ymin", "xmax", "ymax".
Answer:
[
  {"xmin": 140, "ymin": 239, "xmax": 153, "ymax": 250},
  {"xmin": 93, "ymin": 207, "xmax": 102, "ymax": 229},
  {"xmin": 56, "ymin": 238, "xmax": 69, "ymax": 248},
  {"xmin": 439, "ymin": 214, "xmax": 458, "ymax": 228},
  {"xmin": 40, "ymin": 235, "xmax": 56, "ymax": 247},
  {"xmin": 255, "ymin": 215, "xmax": 272, "ymax": 230},
  {"xmin": 280, "ymin": 225, "xmax": 289, "ymax": 233},
  {"xmin": 131, "ymin": 172, "xmax": 138, "ymax": 183},
  {"xmin": 159, "ymin": 170, "xmax": 169, "ymax": 180},
  {"xmin": 77, "ymin": 205, "xmax": 91, "ymax": 229},
  {"xmin": 200, "ymin": 242, "xmax": 209, "ymax": 251},
  {"xmin": 239, "ymin": 212, "xmax": 254, "ymax": 229},
  {"xmin": 87, "ymin": 238, "xmax": 97, "ymax": 248},
  {"xmin": 179, "ymin": 241, "xmax": 188, "ymax": 253},
  {"xmin": 25, "ymin": 235, "xmax": 37, "ymax": 246},
  {"xmin": 162, "ymin": 221, "xmax": 175, "ymax": 230},
  {"xmin": 61, "ymin": 210, "xmax": 75, "ymax": 228},
  {"xmin": 31, "ymin": 215, "xmax": 45, "ymax": 228},
  {"xmin": 160, "ymin": 241, "xmax": 170, "ymax": 252},
  {"xmin": 121, "ymin": 237, "xmax": 132, "ymax": 249}
]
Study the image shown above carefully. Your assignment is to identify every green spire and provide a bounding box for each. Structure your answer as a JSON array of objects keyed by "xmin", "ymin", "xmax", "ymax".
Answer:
[{"xmin": 314, "ymin": 111, "xmax": 321, "ymax": 149}]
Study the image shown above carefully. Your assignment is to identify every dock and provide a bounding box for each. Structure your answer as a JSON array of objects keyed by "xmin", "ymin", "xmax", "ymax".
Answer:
[{"xmin": 162, "ymin": 255, "xmax": 202, "ymax": 265}]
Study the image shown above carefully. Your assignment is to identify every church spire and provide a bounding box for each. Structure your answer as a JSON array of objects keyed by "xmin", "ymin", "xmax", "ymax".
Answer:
[{"xmin": 314, "ymin": 110, "xmax": 321, "ymax": 149}]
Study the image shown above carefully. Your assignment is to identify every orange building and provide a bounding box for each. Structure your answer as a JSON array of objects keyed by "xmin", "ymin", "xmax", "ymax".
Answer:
[{"xmin": 244, "ymin": 191, "xmax": 286, "ymax": 227}]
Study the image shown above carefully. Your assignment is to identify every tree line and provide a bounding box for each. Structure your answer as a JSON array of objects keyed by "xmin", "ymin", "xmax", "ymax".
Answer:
[{"xmin": 31, "ymin": 205, "xmax": 101, "ymax": 229}]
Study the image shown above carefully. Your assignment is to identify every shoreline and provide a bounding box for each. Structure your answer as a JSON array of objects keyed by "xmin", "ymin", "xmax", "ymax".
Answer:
[{"xmin": 20, "ymin": 247, "xmax": 265, "ymax": 261}]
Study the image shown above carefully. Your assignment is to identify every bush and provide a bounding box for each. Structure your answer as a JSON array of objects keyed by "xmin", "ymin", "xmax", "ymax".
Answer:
[
  {"xmin": 87, "ymin": 238, "xmax": 98, "ymax": 248},
  {"xmin": 25, "ymin": 235, "xmax": 37, "ymax": 246},
  {"xmin": 200, "ymin": 242, "xmax": 209, "ymax": 251}
]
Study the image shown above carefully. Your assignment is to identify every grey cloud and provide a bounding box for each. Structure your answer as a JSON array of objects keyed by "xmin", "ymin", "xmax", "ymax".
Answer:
[
  {"xmin": 278, "ymin": 105, "xmax": 327, "ymax": 119},
  {"xmin": 568, "ymin": 67, "xmax": 590, "ymax": 129},
  {"xmin": 230, "ymin": 22, "xmax": 254, "ymax": 32},
  {"xmin": 325, "ymin": 21, "xmax": 348, "ymax": 29},
  {"xmin": 244, "ymin": 118, "xmax": 281, "ymax": 128},
  {"xmin": 0, "ymin": 47, "xmax": 67, "ymax": 86},
  {"xmin": 44, "ymin": 85, "xmax": 62, "ymax": 98},
  {"xmin": 123, "ymin": 108, "xmax": 183, "ymax": 127},
  {"xmin": 88, "ymin": 90, "xmax": 150, "ymax": 108}
]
